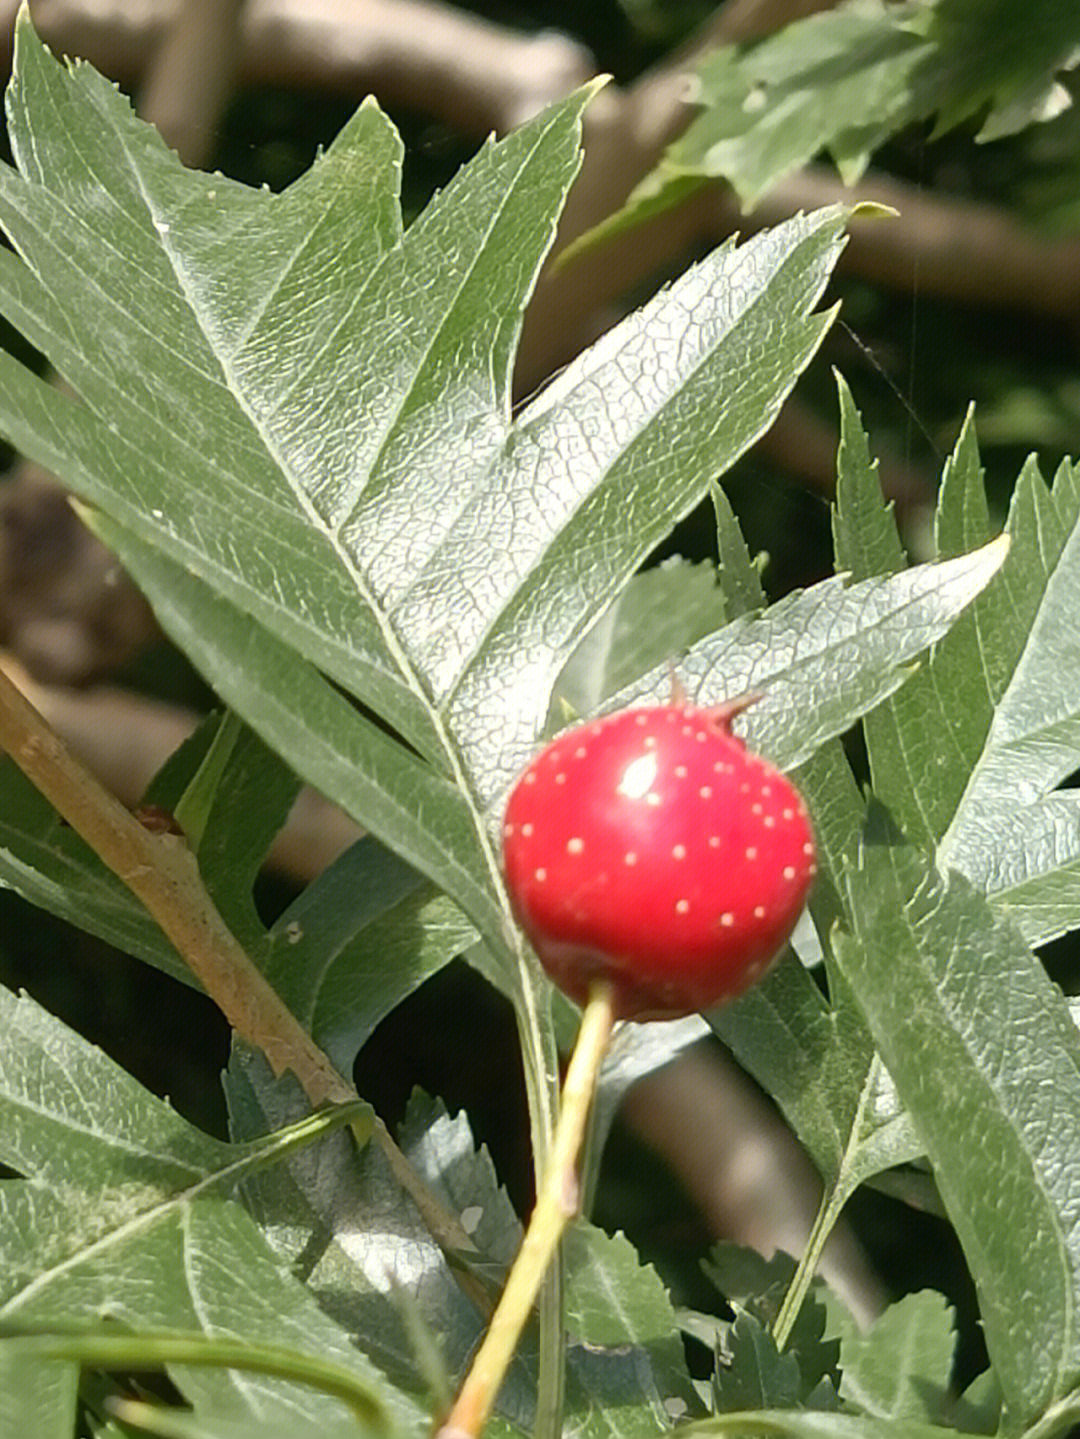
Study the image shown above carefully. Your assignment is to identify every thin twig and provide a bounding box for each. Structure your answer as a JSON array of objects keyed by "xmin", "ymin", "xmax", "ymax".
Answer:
[{"xmin": 437, "ymin": 981, "xmax": 616, "ymax": 1439}]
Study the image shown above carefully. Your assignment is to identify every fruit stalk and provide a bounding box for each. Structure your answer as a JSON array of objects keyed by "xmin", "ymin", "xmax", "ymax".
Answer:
[{"xmin": 436, "ymin": 980, "xmax": 617, "ymax": 1439}]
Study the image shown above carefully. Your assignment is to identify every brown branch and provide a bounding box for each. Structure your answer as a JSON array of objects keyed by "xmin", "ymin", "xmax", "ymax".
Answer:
[
  {"xmin": 3, "ymin": 656, "xmax": 362, "ymax": 878},
  {"xmin": 137, "ymin": 0, "xmax": 245, "ymax": 168},
  {"xmin": 24, "ymin": 0, "xmax": 593, "ymax": 134},
  {"xmin": 0, "ymin": 656, "xmax": 354, "ymax": 1104},
  {"xmin": 746, "ymin": 164, "xmax": 1080, "ymax": 320},
  {"xmin": 624, "ymin": 1044, "xmax": 887, "ymax": 1327}
]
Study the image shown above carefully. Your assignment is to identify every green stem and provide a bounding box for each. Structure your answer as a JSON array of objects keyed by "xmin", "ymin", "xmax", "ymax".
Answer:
[
  {"xmin": 513, "ymin": 968, "xmax": 564, "ymax": 1439},
  {"xmin": 771, "ymin": 1180, "xmax": 847, "ymax": 1350},
  {"xmin": 438, "ymin": 981, "xmax": 616, "ymax": 1439},
  {"xmin": 1, "ymin": 1330, "xmax": 388, "ymax": 1426}
]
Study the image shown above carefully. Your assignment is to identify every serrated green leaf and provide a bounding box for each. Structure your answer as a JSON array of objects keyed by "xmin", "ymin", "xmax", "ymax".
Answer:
[
  {"xmin": 0, "ymin": 986, "xmax": 418, "ymax": 1430},
  {"xmin": 837, "ymin": 836, "xmax": 1080, "ymax": 1431},
  {"xmin": 833, "ymin": 390, "xmax": 1080, "ymax": 949},
  {"xmin": 830, "ymin": 1290, "xmax": 955, "ymax": 1422},
  {"xmin": 711, "ymin": 480, "xmax": 767, "ymax": 620},
  {"xmin": 225, "ymin": 1061, "xmax": 531, "ymax": 1421},
  {"xmin": 702, "ymin": 1245, "xmax": 839, "ymax": 1407},
  {"xmin": 714, "ymin": 1311, "xmax": 802, "ymax": 1413},
  {"xmin": 609, "ymin": 535, "xmax": 1008, "ymax": 780},
  {"xmin": 564, "ymin": 1222, "xmax": 701, "ymax": 1431},
  {"xmin": 684, "ymin": 1414, "xmax": 965, "ymax": 1439},
  {"xmin": 938, "ymin": 460, "xmax": 1080, "ymax": 916},
  {"xmin": 831, "ymin": 374, "xmax": 907, "ymax": 580}
]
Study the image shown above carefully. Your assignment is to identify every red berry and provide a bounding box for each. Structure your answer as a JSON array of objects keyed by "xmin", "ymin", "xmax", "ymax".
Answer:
[{"xmin": 501, "ymin": 699, "xmax": 817, "ymax": 1020}]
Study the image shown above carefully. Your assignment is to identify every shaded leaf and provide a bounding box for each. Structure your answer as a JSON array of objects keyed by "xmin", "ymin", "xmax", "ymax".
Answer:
[
  {"xmin": 551, "ymin": 559, "xmax": 722, "ymax": 725},
  {"xmin": 830, "ymin": 1290, "xmax": 955, "ymax": 1422},
  {"xmin": 838, "ymin": 836, "xmax": 1080, "ymax": 1430},
  {"xmin": 702, "ymin": 1246, "xmax": 839, "ymax": 1407},
  {"xmin": 0, "ymin": 986, "xmax": 418, "ymax": 1430},
  {"xmin": 713, "ymin": 1311, "xmax": 802, "ymax": 1413}
]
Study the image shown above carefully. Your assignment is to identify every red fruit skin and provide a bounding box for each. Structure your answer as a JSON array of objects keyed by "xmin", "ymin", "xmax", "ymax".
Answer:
[{"xmin": 501, "ymin": 701, "xmax": 816, "ymax": 1020}]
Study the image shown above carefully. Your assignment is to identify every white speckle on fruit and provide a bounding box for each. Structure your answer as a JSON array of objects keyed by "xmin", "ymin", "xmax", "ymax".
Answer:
[
  {"xmin": 745, "ymin": 846, "xmax": 758, "ymax": 860},
  {"xmin": 699, "ymin": 785, "xmax": 713, "ymax": 798},
  {"xmin": 504, "ymin": 822, "xmax": 514, "ymax": 837},
  {"xmin": 535, "ymin": 868, "xmax": 547, "ymax": 881},
  {"xmin": 754, "ymin": 905, "xmax": 766, "ymax": 919},
  {"xmin": 574, "ymin": 746, "xmax": 588, "ymax": 759},
  {"xmin": 720, "ymin": 912, "xmax": 735, "ymax": 926},
  {"xmin": 672, "ymin": 844, "xmax": 687, "ymax": 860},
  {"xmin": 635, "ymin": 714, "xmax": 649, "ymax": 726},
  {"xmin": 695, "ymin": 730, "xmax": 708, "ymax": 742},
  {"xmin": 522, "ymin": 822, "xmax": 534, "ymax": 837},
  {"xmin": 567, "ymin": 837, "xmax": 585, "ymax": 854},
  {"xmin": 740, "ymin": 782, "xmax": 751, "ymax": 793},
  {"xmin": 714, "ymin": 761, "xmax": 732, "ymax": 774},
  {"xmin": 555, "ymin": 772, "xmax": 567, "ymax": 784},
  {"xmin": 675, "ymin": 899, "xmax": 690, "ymax": 914},
  {"xmin": 803, "ymin": 842, "xmax": 814, "ymax": 855},
  {"xmin": 681, "ymin": 724, "xmax": 693, "ymax": 736},
  {"xmin": 708, "ymin": 836, "xmax": 721, "ymax": 848},
  {"xmin": 644, "ymin": 735, "xmax": 658, "ymax": 750},
  {"xmin": 763, "ymin": 815, "xmax": 776, "ymax": 828},
  {"xmin": 617, "ymin": 753, "xmax": 657, "ymax": 798},
  {"xmin": 675, "ymin": 765, "xmax": 688, "ymax": 778},
  {"xmin": 524, "ymin": 772, "xmax": 537, "ymax": 785},
  {"xmin": 783, "ymin": 807, "xmax": 794, "ymax": 820},
  {"xmin": 624, "ymin": 852, "xmax": 638, "ymax": 865},
  {"xmin": 751, "ymin": 802, "xmax": 763, "ymax": 815},
  {"xmin": 646, "ymin": 793, "xmax": 662, "ymax": 807},
  {"xmin": 783, "ymin": 866, "xmax": 796, "ymax": 880}
]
